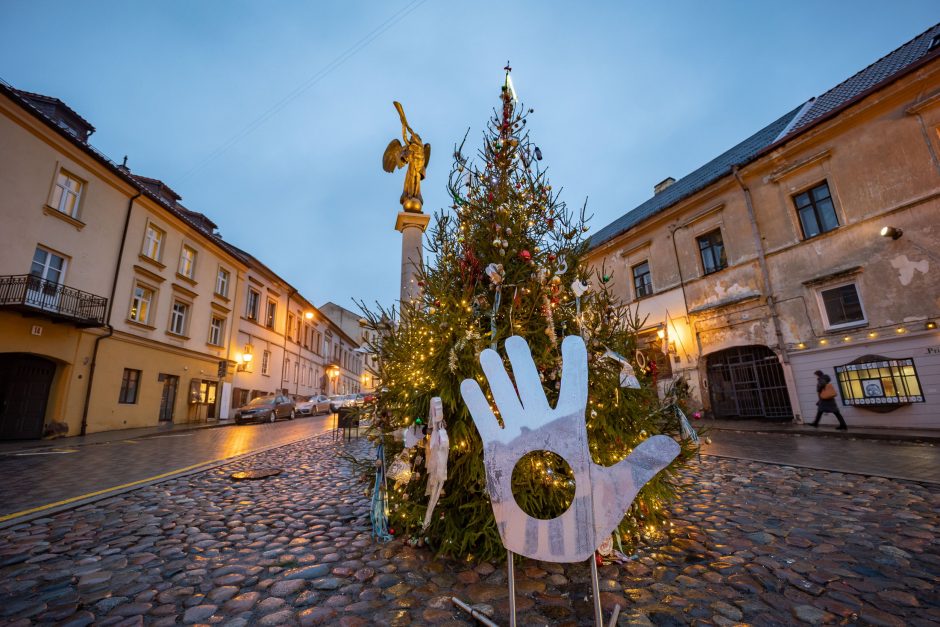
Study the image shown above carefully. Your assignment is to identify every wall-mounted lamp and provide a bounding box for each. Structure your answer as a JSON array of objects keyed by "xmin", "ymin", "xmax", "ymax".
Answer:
[
  {"xmin": 880, "ymin": 226, "xmax": 903, "ymax": 240},
  {"xmin": 656, "ymin": 328, "xmax": 665, "ymax": 340},
  {"xmin": 304, "ymin": 311, "xmax": 314, "ymax": 320},
  {"xmin": 927, "ymin": 320, "xmax": 937, "ymax": 330}
]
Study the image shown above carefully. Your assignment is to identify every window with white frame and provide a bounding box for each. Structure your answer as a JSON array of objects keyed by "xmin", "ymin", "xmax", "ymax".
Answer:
[
  {"xmin": 142, "ymin": 223, "xmax": 165, "ymax": 261},
  {"xmin": 246, "ymin": 288, "xmax": 260, "ymax": 321},
  {"xmin": 818, "ymin": 282, "xmax": 866, "ymax": 329},
  {"xmin": 208, "ymin": 316, "xmax": 225, "ymax": 346},
  {"xmin": 49, "ymin": 170, "xmax": 83, "ymax": 217},
  {"xmin": 215, "ymin": 267, "xmax": 230, "ymax": 297},
  {"xmin": 169, "ymin": 300, "xmax": 189, "ymax": 335},
  {"xmin": 287, "ymin": 313, "xmax": 295, "ymax": 340},
  {"xmin": 261, "ymin": 350, "xmax": 270, "ymax": 375},
  {"xmin": 129, "ymin": 284, "xmax": 154, "ymax": 324},
  {"xmin": 178, "ymin": 245, "xmax": 197, "ymax": 279},
  {"xmin": 294, "ymin": 361, "xmax": 299, "ymax": 383},
  {"xmin": 283, "ymin": 358, "xmax": 290, "ymax": 380}
]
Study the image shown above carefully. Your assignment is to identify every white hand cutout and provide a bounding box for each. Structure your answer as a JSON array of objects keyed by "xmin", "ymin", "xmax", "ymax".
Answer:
[{"xmin": 460, "ymin": 335, "xmax": 680, "ymax": 562}]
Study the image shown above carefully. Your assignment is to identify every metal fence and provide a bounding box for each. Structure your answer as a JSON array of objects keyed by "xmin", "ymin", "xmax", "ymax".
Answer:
[
  {"xmin": 706, "ymin": 345, "xmax": 793, "ymax": 419},
  {"xmin": 0, "ymin": 274, "xmax": 107, "ymax": 326}
]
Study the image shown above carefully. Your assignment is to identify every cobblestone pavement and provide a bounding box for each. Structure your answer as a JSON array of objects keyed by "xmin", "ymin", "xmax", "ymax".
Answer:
[
  {"xmin": 0, "ymin": 433, "xmax": 938, "ymax": 626},
  {"xmin": 0, "ymin": 416, "xmax": 335, "ymax": 518}
]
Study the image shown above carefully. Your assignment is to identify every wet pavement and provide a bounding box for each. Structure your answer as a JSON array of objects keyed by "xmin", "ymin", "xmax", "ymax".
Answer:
[
  {"xmin": 0, "ymin": 430, "xmax": 937, "ymax": 625},
  {"xmin": 0, "ymin": 415, "xmax": 336, "ymax": 520}
]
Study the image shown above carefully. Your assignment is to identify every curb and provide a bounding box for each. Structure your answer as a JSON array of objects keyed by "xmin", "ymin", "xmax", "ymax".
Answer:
[{"xmin": 706, "ymin": 425, "xmax": 940, "ymax": 444}]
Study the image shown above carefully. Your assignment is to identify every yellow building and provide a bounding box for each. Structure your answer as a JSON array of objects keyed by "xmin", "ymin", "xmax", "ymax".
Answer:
[
  {"xmin": 0, "ymin": 82, "xmax": 359, "ymax": 439},
  {"xmin": 586, "ymin": 25, "xmax": 940, "ymax": 428}
]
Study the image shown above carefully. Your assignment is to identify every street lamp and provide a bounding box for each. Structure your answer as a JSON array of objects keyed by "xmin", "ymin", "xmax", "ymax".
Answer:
[
  {"xmin": 880, "ymin": 226, "xmax": 903, "ymax": 240},
  {"xmin": 304, "ymin": 311, "xmax": 314, "ymax": 320}
]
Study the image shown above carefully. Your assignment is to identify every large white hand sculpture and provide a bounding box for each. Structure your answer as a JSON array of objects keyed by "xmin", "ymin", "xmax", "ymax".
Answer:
[{"xmin": 460, "ymin": 335, "xmax": 680, "ymax": 562}]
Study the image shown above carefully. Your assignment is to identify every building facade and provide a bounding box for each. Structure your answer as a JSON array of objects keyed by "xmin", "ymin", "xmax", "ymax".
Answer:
[
  {"xmin": 0, "ymin": 82, "xmax": 360, "ymax": 439},
  {"xmin": 586, "ymin": 25, "xmax": 940, "ymax": 429},
  {"xmin": 320, "ymin": 301, "xmax": 378, "ymax": 393}
]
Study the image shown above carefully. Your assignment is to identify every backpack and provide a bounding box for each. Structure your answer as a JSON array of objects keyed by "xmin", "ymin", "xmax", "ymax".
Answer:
[{"xmin": 820, "ymin": 383, "xmax": 837, "ymax": 400}]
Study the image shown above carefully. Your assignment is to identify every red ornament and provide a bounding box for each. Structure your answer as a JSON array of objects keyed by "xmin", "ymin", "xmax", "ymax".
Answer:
[
  {"xmin": 547, "ymin": 218, "xmax": 555, "ymax": 229},
  {"xmin": 519, "ymin": 250, "xmax": 531, "ymax": 262}
]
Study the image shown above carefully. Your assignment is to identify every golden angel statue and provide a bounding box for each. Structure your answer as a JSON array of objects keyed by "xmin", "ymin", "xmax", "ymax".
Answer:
[{"xmin": 383, "ymin": 101, "xmax": 430, "ymax": 212}]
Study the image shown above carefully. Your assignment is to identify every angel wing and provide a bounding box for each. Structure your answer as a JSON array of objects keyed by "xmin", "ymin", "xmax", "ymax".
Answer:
[
  {"xmin": 383, "ymin": 139, "xmax": 405, "ymax": 173},
  {"xmin": 421, "ymin": 143, "xmax": 431, "ymax": 179}
]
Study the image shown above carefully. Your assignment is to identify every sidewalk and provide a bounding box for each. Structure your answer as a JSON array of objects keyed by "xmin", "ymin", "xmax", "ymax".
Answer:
[
  {"xmin": 699, "ymin": 417, "xmax": 940, "ymax": 443},
  {"xmin": 0, "ymin": 418, "xmax": 233, "ymax": 455}
]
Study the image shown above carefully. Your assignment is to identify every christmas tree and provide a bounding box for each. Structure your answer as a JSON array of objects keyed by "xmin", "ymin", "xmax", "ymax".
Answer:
[{"xmin": 362, "ymin": 67, "xmax": 696, "ymax": 562}]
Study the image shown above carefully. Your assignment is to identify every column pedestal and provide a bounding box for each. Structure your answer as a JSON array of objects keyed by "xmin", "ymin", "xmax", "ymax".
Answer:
[{"xmin": 395, "ymin": 211, "xmax": 431, "ymax": 307}]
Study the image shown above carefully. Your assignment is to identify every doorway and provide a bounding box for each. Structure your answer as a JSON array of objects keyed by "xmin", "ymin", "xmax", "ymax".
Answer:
[
  {"xmin": 158, "ymin": 374, "xmax": 179, "ymax": 423},
  {"xmin": 0, "ymin": 354, "xmax": 56, "ymax": 439},
  {"xmin": 706, "ymin": 346, "xmax": 792, "ymax": 420}
]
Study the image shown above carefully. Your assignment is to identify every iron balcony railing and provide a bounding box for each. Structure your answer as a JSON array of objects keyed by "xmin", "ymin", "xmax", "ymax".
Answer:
[{"xmin": 0, "ymin": 274, "xmax": 108, "ymax": 327}]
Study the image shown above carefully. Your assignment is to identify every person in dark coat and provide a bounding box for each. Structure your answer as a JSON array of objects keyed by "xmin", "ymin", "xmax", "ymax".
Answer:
[{"xmin": 810, "ymin": 370, "xmax": 848, "ymax": 430}]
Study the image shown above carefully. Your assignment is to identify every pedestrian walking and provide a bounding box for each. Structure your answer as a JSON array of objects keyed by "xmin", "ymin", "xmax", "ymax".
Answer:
[{"xmin": 810, "ymin": 370, "xmax": 848, "ymax": 430}]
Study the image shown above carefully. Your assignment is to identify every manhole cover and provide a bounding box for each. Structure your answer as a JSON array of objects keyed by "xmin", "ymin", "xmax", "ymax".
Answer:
[{"xmin": 230, "ymin": 468, "xmax": 282, "ymax": 480}]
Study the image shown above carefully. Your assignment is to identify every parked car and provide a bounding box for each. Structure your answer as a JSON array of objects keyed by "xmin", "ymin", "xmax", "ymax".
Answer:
[
  {"xmin": 233, "ymin": 395, "xmax": 295, "ymax": 424},
  {"xmin": 329, "ymin": 394, "xmax": 356, "ymax": 412},
  {"xmin": 296, "ymin": 394, "xmax": 331, "ymax": 416}
]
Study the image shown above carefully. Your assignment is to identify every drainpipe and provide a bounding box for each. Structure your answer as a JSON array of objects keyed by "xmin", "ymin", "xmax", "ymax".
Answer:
[
  {"xmin": 81, "ymin": 191, "xmax": 140, "ymax": 435},
  {"xmin": 732, "ymin": 166, "xmax": 802, "ymax": 422}
]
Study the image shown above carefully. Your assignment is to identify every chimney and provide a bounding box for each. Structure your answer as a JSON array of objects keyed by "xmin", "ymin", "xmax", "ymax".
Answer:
[{"xmin": 654, "ymin": 177, "xmax": 676, "ymax": 195}]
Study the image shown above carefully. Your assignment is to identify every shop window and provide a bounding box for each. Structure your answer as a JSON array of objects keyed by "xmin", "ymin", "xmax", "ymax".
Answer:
[{"xmin": 835, "ymin": 355, "xmax": 925, "ymax": 407}]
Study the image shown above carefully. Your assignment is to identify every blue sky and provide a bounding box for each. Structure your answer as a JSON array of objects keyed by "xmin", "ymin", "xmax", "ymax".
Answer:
[{"xmin": 2, "ymin": 1, "xmax": 937, "ymax": 312}]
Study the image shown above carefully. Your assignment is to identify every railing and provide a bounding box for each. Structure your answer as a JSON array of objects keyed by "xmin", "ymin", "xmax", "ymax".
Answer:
[{"xmin": 0, "ymin": 274, "xmax": 108, "ymax": 326}]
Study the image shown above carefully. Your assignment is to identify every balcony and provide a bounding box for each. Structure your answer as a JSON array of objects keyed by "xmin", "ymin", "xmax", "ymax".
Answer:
[{"xmin": 0, "ymin": 274, "xmax": 108, "ymax": 327}]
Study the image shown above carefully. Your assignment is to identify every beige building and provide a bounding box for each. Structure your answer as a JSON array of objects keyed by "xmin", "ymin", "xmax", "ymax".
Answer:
[
  {"xmin": 587, "ymin": 25, "xmax": 940, "ymax": 429},
  {"xmin": 0, "ymin": 82, "xmax": 359, "ymax": 440},
  {"xmin": 320, "ymin": 301, "xmax": 378, "ymax": 393}
]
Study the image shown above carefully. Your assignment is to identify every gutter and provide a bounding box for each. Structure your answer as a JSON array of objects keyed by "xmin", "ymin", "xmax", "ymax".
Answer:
[{"xmin": 81, "ymin": 191, "xmax": 140, "ymax": 435}]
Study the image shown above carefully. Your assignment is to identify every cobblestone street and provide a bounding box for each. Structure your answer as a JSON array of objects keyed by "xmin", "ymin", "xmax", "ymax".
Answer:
[{"xmin": 0, "ymin": 431, "xmax": 938, "ymax": 626}]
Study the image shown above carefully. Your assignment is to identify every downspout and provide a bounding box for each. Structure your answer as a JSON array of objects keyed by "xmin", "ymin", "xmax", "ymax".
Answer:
[
  {"xmin": 81, "ymin": 191, "xmax": 140, "ymax": 435},
  {"xmin": 732, "ymin": 166, "xmax": 802, "ymax": 422}
]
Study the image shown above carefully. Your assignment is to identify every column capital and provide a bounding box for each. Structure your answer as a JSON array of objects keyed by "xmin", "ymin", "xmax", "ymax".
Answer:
[{"xmin": 395, "ymin": 211, "xmax": 431, "ymax": 233}]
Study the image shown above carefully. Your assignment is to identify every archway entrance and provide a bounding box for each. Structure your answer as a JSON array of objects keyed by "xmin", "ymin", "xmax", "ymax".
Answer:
[
  {"xmin": 0, "ymin": 354, "xmax": 56, "ymax": 439},
  {"xmin": 706, "ymin": 346, "xmax": 792, "ymax": 420}
]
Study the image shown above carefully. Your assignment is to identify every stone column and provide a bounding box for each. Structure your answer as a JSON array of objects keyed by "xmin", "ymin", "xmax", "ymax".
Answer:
[{"xmin": 395, "ymin": 211, "xmax": 431, "ymax": 307}]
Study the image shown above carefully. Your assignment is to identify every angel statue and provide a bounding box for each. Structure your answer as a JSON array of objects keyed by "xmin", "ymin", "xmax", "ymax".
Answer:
[{"xmin": 383, "ymin": 101, "xmax": 430, "ymax": 213}]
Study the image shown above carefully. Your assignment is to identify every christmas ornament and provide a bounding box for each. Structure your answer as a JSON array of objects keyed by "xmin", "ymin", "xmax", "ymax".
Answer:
[
  {"xmin": 422, "ymin": 398, "xmax": 449, "ymax": 530},
  {"xmin": 485, "ymin": 263, "xmax": 505, "ymax": 285},
  {"xmin": 519, "ymin": 249, "xmax": 531, "ymax": 262},
  {"xmin": 604, "ymin": 348, "xmax": 641, "ymax": 389},
  {"xmin": 571, "ymin": 279, "xmax": 589, "ymax": 298}
]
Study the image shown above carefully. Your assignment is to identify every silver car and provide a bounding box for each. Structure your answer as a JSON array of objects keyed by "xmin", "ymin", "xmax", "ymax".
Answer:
[{"xmin": 296, "ymin": 394, "xmax": 331, "ymax": 416}]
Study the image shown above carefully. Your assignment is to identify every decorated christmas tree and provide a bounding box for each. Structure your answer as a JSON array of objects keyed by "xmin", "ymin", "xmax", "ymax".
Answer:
[{"xmin": 362, "ymin": 67, "xmax": 696, "ymax": 562}]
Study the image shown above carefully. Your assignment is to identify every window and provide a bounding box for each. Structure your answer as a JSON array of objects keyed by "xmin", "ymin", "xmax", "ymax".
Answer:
[
  {"xmin": 246, "ymin": 288, "xmax": 260, "ymax": 321},
  {"xmin": 261, "ymin": 350, "xmax": 271, "ymax": 375},
  {"xmin": 142, "ymin": 224, "xmax": 165, "ymax": 261},
  {"xmin": 50, "ymin": 170, "xmax": 83, "ymax": 217},
  {"xmin": 835, "ymin": 357, "xmax": 925, "ymax": 406},
  {"xmin": 294, "ymin": 361, "xmax": 299, "ymax": 383},
  {"xmin": 818, "ymin": 282, "xmax": 865, "ymax": 329},
  {"xmin": 215, "ymin": 268, "xmax": 230, "ymax": 297},
  {"xmin": 119, "ymin": 368, "xmax": 141, "ymax": 404},
  {"xmin": 169, "ymin": 301, "xmax": 189, "ymax": 335},
  {"xmin": 208, "ymin": 316, "xmax": 225, "ymax": 346},
  {"xmin": 697, "ymin": 229, "xmax": 727, "ymax": 275},
  {"xmin": 129, "ymin": 284, "xmax": 154, "ymax": 324},
  {"xmin": 794, "ymin": 181, "xmax": 838, "ymax": 239},
  {"xmin": 30, "ymin": 247, "xmax": 66, "ymax": 285},
  {"xmin": 266, "ymin": 300, "xmax": 277, "ymax": 329},
  {"xmin": 284, "ymin": 359, "xmax": 290, "ymax": 381},
  {"xmin": 178, "ymin": 245, "xmax": 197, "ymax": 279},
  {"xmin": 287, "ymin": 313, "xmax": 295, "ymax": 341},
  {"xmin": 632, "ymin": 261, "xmax": 653, "ymax": 298}
]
